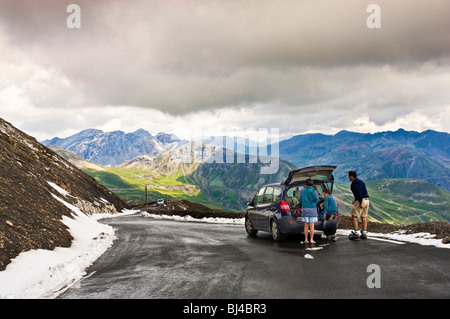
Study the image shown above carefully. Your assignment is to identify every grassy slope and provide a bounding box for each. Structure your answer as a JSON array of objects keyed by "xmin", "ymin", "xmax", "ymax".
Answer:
[
  {"xmin": 83, "ymin": 165, "xmax": 219, "ymax": 209},
  {"xmin": 83, "ymin": 157, "xmax": 294, "ymax": 211}
]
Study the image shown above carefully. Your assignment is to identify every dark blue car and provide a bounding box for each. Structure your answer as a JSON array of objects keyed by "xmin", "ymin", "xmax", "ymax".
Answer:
[{"xmin": 245, "ymin": 165, "xmax": 339, "ymax": 241}]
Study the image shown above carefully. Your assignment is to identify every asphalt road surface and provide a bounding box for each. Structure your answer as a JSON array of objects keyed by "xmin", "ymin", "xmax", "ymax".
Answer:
[{"xmin": 58, "ymin": 213, "xmax": 450, "ymax": 299}]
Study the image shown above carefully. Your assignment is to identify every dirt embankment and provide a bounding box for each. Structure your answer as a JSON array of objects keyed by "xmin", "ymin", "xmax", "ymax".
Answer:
[
  {"xmin": 137, "ymin": 199, "xmax": 245, "ymax": 219},
  {"xmin": 0, "ymin": 117, "xmax": 128, "ymax": 271}
]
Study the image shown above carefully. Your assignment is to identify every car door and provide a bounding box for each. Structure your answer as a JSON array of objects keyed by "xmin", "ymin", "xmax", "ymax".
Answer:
[
  {"xmin": 255, "ymin": 186, "xmax": 281, "ymax": 231},
  {"xmin": 247, "ymin": 187, "xmax": 265, "ymax": 229}
]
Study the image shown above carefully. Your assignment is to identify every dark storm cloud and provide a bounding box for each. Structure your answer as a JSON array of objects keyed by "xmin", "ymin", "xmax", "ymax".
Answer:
[{"xmin": 0, "ymin": 0, "xmax": 449, "ymax": 135}]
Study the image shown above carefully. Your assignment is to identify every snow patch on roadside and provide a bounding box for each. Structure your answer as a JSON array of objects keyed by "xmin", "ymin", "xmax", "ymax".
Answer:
[
  {"xmin": 336, "ymin": 229, "xmax": 449, "ymax": 249},
  {"xmin": 141, "ymin": 211, "xmax": 245, "ymax": 225},
  {"xmin": 0, "ymin": 184, "xmax": 137, "ymax": 299}
]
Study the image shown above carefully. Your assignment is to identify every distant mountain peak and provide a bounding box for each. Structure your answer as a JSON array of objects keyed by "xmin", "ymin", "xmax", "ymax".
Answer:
[
  {"xmin": 132, "ymin": 128, "xmax": 152, "ymax": 138},
  {"xmin": 155, "ymin": 132, "xmax": 180, "ymax": 143},
  {"xmin": 78, "ymin": 128, "xmax": 104, "ymax": 135},
  {"xmin": 71, "ymin": 128, "xmax": 105, "ymax": 140}
]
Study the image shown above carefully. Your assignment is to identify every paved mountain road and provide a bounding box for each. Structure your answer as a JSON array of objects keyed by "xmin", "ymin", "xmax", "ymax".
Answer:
[{"xmin": 58, "ymin": 213, "xmax": 450, "ymax": 299}]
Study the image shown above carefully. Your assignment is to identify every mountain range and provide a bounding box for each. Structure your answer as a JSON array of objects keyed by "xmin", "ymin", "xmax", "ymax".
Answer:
[
  {"xmin": 42, "ymin": 129, "xmax": 186, "ymax": 166},
  {"xmin": 279, "ymin": 129, "xmax": 450, "ymax": 190},
  {"xmin": 44, "ymin": 128, "xmax": 450, "ymax": 190}
]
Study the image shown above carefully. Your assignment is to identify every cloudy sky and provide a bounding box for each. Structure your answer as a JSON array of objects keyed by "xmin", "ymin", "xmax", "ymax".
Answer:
[{"xmin": 0, "ymin": 0, "xmax": 449, "ymax": 141}]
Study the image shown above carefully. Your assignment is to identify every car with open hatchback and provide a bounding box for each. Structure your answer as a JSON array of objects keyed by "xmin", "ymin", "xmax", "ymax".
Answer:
[{"xmin": 245, "ymin": 165, "xmax": 339, "ymax": 241}]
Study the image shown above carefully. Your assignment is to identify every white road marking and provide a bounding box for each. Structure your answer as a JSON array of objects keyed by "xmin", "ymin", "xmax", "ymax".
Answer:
[{"xmin": 367, "ymin": 236, "xmax": 406, "ymax": 245}]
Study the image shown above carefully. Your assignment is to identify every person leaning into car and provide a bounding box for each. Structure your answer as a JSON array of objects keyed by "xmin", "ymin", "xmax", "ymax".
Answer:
[
  {"xmin": 321, "ymin": 188, "xmax": 337, "ymax": 227},
  {"xmin": 348, "ymin": 170, "xmax": 370, "ymax": 240},
  {"xmin": 299, "ymin": 178, "xmax": 320, "ymax": 244}
]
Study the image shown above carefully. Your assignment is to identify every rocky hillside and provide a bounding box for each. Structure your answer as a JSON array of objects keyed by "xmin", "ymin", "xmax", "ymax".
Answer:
[{"xmin": 0, "ymin": 118, "xmax": 128, "ymax": 271}]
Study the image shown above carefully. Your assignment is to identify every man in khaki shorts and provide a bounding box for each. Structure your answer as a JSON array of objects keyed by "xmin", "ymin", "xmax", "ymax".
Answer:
[{"xmin": 348, "ymin": 171, "xmax": 370, "ymax": 240}]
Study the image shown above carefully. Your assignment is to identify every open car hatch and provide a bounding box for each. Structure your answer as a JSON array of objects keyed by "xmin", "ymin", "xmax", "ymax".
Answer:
[{"xmin": 283, "ymin": 165, "xmax": 337, "ymax": 186}]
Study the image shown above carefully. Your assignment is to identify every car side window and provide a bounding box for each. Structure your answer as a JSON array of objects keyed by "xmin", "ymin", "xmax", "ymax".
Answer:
[
  {"xmin": 273, "ymin": 187, "xmax": 281, "ymax": 202},
  {"xmin": 254, "ymin": 187, "xmax": 265, "ymax": 205},
  {"xmin": 262, "ymin": 187, "xmax": 274, "ymax": 204}
]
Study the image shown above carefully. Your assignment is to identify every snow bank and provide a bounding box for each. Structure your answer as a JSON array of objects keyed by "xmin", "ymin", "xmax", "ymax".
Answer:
[
  {"xmin": 141, "ymin": 211, "xmax": 245, "ymax": 225},
  {"xmin": 337, "ymin": 229, "xmax": 450, "ymax": 249},
  {"xmin": 0, "ymin": 187, "xmax": 136, "ymax": 299},
  {"xmin": 47, "ymin": 181, "xmax": 71, "ymax": 197}
]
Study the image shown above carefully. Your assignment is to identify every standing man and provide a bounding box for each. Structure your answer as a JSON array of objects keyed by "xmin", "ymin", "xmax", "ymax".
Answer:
[{"xmin": 348, "ymin": 171, "xmax": 370, "ymax": 240}]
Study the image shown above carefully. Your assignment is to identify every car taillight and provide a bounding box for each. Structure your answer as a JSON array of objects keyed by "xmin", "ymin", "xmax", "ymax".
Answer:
[{"xmin": 280, "ymin": 199, "xmax": 290, "ymax": 213}]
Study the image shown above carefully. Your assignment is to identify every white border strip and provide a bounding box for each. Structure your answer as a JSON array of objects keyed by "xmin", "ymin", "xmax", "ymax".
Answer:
[{"xmin": 366, "ymin": 236, "xmax": 406, "ymax": 245}]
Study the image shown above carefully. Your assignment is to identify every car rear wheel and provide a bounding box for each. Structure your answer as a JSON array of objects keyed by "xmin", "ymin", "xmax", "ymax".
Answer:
[
  {"xmin": 245, "ymin": 217, "xmax": 258, "ymax": 236},
  {"xmin": 323, "ymin": 227, "xmax": 337, "ymax": 237},
  {"xmin": 271, "ymin": 220, "xmax": 284, "ymax": 241}
]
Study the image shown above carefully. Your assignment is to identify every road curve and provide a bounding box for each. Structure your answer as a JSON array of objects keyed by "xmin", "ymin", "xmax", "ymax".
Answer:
[{"xmin": 58, "ymin": 213, "xmax": 450, "ymax": 299}]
